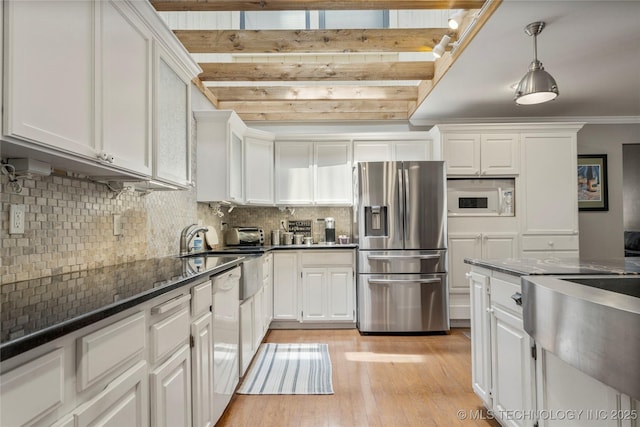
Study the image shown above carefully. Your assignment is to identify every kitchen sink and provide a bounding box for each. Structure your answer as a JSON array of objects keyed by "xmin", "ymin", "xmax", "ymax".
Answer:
[{"xmin": 522, "ymin": 275, "xmax": 640, "ymax": 400}]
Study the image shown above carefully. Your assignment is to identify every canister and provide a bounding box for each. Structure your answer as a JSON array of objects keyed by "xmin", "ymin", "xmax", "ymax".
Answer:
[
  {"xmin": 271, "ymin": 230, "xmax": 280, "ymax": 246},
  {"xmin": 294, "ymin": 234, "xmax": 304, "ymax": 245},
  {"xmin": 282, "ymin": 232, "xmax": 293, "ymax": 245}
]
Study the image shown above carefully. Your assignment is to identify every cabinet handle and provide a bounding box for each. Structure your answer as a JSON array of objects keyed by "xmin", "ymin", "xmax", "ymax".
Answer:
[
  {"xmin": 511, "ymin": 292, "xmax": 523, "ymax": 306},
  {"xmin": 151, "ymin": 294, "xmax": 192, "ymax": 315},
  {"xmin": 548, "ymin": 241, "xmax": 555, "ymax": 247},
  {"xmin": 486, "ymin": 308, "xmax": 494, "ymax": 313},
  {"xmin": 465, "ymin": 272, "xmax": 472, "ymax": 278}
]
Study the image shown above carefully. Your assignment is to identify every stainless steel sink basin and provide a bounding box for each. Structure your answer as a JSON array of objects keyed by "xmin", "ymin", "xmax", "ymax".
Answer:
[{"xmin": 522, "ymin": 275, "xmax": 640, "ymax": 400}]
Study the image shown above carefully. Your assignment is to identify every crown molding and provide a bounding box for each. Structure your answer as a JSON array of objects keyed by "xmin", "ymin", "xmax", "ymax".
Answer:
[{"xmin": 410, "ymin": 116, "xmax": 640, "ymax": 127}]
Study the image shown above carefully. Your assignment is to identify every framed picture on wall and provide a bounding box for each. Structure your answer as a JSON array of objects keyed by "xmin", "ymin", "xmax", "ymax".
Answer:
[{"xmin": 577, "ymin": 154, "xmax": 609, "ymax": 211}]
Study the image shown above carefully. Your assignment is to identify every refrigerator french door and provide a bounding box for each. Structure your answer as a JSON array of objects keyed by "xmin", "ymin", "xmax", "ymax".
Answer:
[{"xmin": 355, "ymin": 161, "xmax": 449, "ymax": 333}]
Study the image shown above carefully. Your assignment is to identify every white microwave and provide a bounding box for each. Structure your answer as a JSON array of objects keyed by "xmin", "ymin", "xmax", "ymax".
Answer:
[{"xmin": 447, "ymin": 178, "xmax": 515, "ymax": 216}]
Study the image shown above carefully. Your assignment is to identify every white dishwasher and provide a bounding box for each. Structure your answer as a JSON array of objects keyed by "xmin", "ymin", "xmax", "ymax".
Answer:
[{"xmin": 212, "ymin": 266, "xmax": 241, "ymax": 424}]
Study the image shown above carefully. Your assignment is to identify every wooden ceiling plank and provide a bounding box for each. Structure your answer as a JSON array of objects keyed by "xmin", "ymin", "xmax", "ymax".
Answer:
[
  {"xmin": 240, "ymin": 111, "xmax": 409, "ymax": 121},
  {"xmin": 151, "ymin": 0, "xmax": 486, "ymax": 12},
  {"xmin": 175, "ymin": 28, "xmax": 456, "ymax": 53},
  {"xmin": 198, "ymin": 61, "xmax": 434, "ymax": 81},
  {"xmin": 207, "ymin": 85, "xmax": 418, "ymax": 101},
  {"xmin": 218, "ymin": 99, "xmax": 410, "ymax": 113}
]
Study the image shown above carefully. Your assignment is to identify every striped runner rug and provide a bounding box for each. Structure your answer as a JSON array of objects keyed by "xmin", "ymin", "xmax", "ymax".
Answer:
[{"xmin": 237, "ymin": 343, "xmax": 334, "ymax": 395}]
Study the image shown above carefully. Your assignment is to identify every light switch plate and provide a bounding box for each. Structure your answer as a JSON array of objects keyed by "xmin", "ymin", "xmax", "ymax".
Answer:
[
  {"xmin": 113, "ymin": 214, "xmax": 122, "ymax": 236},
  {"xmin": 9, "ymin": 204, "xmax": 26, "ymax": 234}
]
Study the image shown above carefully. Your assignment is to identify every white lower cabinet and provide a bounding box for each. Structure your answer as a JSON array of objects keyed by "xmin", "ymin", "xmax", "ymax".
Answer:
[
  {"xmin": 239, "ymin": 298, "xmax": 254, "ymax": 376},
  {"xmin": 0, "ymin": 348, "xmax": 66, "ymax": 426},
  {"xmin": 470, "ymin": 271, "xmax": 491, "ymax": 407},
  {"xmin": 469, "ymin": 268, "xmax": 536, "ymax": 427},
  {"xmin": 150, "ymin": 346, "xmax": 192, "ymax": 427},
  {"xmin": 470, "ymin": 267, "xmax": 638, "ymax": 427},
  {"xmin": 74, "ymin": 361, "xmax": 148, "ymax": 427},
  {"xmin": 191, "ymin": 313, "xmax": 215, "ymax": 427},
  {"xmin": 273, "ymin": 252, "xmax": 300, "ymax": 320},
  {"xmin": 273, "ymin": 250, "xmax": 356, "ymax": 327},
  {"xmin": 449, "ymin": 232, "xmax": 517, "ymax": 320}
]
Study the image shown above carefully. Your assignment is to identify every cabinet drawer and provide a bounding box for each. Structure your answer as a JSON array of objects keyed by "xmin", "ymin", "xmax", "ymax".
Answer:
[
  {"xmin": 490, "ymin": 277, "xmax": 523, "ymax": 316},
  {"xmin": 78, "ymin": 312, "xmax": 146, "ymax": 391},
  {"xmin": 0, "ymin": 348, "xmax": 65, "ymax": 426},
  {"xmin": 300, "ymin": 250, "xmax": 354, "ymax": 266},
  {"xmin": 191, "ymin": 280, "xmax": 212, "ymax": 318},
  {"xmin": 521, "ymin": 235, "xmax": 579, "ymax": 251},
  {"xmin": 150, "ymin": 306, "xmax": 190, "ymax": 364}
]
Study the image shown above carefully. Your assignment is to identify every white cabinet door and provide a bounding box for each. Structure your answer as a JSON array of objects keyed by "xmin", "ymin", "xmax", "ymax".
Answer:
[
  {"xmin": 536, "ymin": 350, "xmax": 621, "ymax": 427},
  {"xmin": 521, "ymin": 133, "xmax": 579, "ymax": 235},
  {"xmin": 490, "ymin": 306, "xmax": 535, "ymax": 427},
  {"xmin": 229, "ymin": 130, "xmax": 245, "ymax": 203},
  {"xmin": 252, "ymin": 286, "xmax": 265, "ymax": 348},
  {"xmin": 314, "ymin": 141, "xmax": 352, "ymax": 205},
  {"xmin": 245, "ymin": 135, "xmax": 275, "ymax": 205},
  {"xmin": 74, "ymin": 361, "xmax": 148, "ymax": 427},
  {"xmin": 393, "ymin": 141, "xmax": 431, "ymax": 161},
  {"xmin": 263, "ymin": 278, "xmax": 273, "ymax": 333},
  {"xmin": 4, "ymin": 1, "xmax": 96, "ymax": 157},
  {"xmin": 155, "ymin": 46, "xmax": 191, "ymax": 187},
  {"xmin": 150, "ymin": 345, "xmax": 192, "ymax": 427},
  {"xmin": 275, "ymin": 142, "xmax": 314, "ymax": 205},
  {"xmin": 301, "ymin": 268, "xmax": 327, "ymax": 322},
  {"xmin": 327, "ymin": 267, "xmax": 354, "ymax": 321},
  {"xmin": 191, "ymin": 314, "xmax": 215, "ymax": 427},
  {"xmin": 469, "ymin": 271, "xmax": 491, "ymax": 407},
  {"xmin": 480, "ymin": 134, "xmax": 519, "ymax": 175},
  {"xmin": 239, "ymin": 299, "xmax": 254, "ymax": 376},
  {"xmin": 448, "ymin": 234, "xmax": 482, "ymax": 320},
  {"xmin": 273, "ymin": 252, "xmax": 299, "ymax": 320},
  {"xmin": 100, "ymin": 0, "xmax": 152, "ymax": 176},
  {"xmin": 482, "ymin": 233, "xmax": 518, "ymax": 259},
  {"xmin": 443, "ymin": 134, "xmax": 480, "ymax": 175},
  {"xmin": 353, "ymin": 141, "xmax": 392, "ymax": 162}
]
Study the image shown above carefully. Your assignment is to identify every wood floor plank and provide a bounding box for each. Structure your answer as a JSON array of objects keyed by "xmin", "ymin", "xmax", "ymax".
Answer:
[{"xmin": 217, "ymin": 329, "xmax": 500, "ymax": 427}]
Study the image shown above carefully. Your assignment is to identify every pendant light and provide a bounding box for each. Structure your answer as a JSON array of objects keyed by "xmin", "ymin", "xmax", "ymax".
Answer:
[{"xmin": 514, "ymin": 21, "xmax": 559, "ymax": 105}]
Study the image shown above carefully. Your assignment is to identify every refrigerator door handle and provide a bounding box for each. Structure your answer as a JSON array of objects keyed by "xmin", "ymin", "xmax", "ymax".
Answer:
[
  {"xmin": 397, "ymin": 167, "xmax": 404, "ymax": 232},
  {"xmin": 368, "ymin": 278, "xmax": 442, "ymax": 285},
  {"xmin": 404, "ymin": 167, "xmax": 410, "ymax": 235},
  {"xmin": 367, "ymin": 254, "xmax": 441, "ymax": 260}
]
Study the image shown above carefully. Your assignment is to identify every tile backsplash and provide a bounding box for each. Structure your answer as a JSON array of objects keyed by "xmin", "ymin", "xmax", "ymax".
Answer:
[{"xmin": 1, "ymin": 168, "xmax": 352, "ymax": 284}]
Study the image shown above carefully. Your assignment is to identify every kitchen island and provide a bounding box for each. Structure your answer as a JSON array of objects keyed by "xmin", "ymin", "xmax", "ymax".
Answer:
[{"xmin": 464, "ymin": 256, "xmax": 639, "ymax": 427}]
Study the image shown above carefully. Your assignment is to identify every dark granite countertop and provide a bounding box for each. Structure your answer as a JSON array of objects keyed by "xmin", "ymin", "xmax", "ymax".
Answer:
[
  {"xmin": 464, "ymin": 257, "xmax": 640, "ymax": 276},
  {"xmin": 0, "ymin": 255, "xmax": 244, "ymax": 361},
  {"xmin": 204, "ymin": 243, "xmax": 358, "ymax": 254}
]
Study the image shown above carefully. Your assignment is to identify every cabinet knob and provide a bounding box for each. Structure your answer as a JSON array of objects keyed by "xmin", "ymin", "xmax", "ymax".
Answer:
[
  {"xmin": 548, "ymin": 241, "xmax": 555, "ymax": 247},
  {"xmin": 465, "ymin": 272, "xmax": 472, "ymax": 278},
  {"xmin": 486, "ymin": 308, "xmax": 494, "ymax": 314},
  {"xmin": 476, "ymin": 234, "xmax": 482, "ymax": 240},
  {"xmin": 98, "ymin": 152, "xmax": 115, "ymax": 163}
]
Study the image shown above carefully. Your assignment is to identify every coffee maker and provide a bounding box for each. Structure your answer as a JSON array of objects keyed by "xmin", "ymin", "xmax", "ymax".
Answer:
[{"xmin": 325, "ymin": 217, "xmax": 336, "ymax": 245}]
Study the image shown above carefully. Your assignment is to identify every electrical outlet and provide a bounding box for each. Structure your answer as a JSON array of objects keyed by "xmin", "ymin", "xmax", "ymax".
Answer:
[
  {"xmin": 113, "ymin": 214, "xmax": 123, "ymax": 236},
  {"xmin": 9, "ymin": 204, "xmax": 25, "ymax": 234}
]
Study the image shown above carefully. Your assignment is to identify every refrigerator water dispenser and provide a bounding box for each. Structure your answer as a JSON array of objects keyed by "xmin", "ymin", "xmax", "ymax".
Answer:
[{"xmin": 364, "ymin": 206, "xmax": 388, "ymax": 236}]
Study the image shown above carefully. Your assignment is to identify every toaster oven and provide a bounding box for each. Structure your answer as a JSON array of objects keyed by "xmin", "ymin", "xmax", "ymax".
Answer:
[{"xmin": 225, "ymin": 227, "xmax": 265, "ymax": 246}]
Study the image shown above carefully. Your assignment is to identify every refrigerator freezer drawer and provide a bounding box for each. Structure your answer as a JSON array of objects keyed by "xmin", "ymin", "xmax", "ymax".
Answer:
[
  {"xmin": 358, "ymin": 250, "xmax": 447, "ymax": 274},
  {"xmin": 357, "ymin": 274, "xmax": 449, "ymax": 333}
]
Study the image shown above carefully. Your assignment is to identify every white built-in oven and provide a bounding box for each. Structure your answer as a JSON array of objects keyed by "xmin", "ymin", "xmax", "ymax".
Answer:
[{"xmin": 447, "ymin": 178, "xmax": 515, "ymax": 216}]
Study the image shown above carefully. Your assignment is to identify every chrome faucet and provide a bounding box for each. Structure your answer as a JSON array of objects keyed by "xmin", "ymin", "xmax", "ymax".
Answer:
[{"xmin": 180, "ymin": 223, "xmax": 209, "ymax": 256}]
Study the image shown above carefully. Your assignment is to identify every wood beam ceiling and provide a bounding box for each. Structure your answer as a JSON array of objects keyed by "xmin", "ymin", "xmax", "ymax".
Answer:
[
  {"xmin": 151, "ymin": 0, "xmax": 486, "ymax": 12},
  {"xmin": 153, "ymin": 0, "xmax": 498, "ymax": 121}
]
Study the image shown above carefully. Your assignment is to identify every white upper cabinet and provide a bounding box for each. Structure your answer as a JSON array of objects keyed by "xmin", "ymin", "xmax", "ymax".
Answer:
[
  {"xmin": 353, "ymin": 135, "xmax": 436, "ymax": 162},
  {"xmin": 195, "ymin": 110, "xmax": 247, "ymax": 204},
  {"xmin": 3, "ymin": 1, "xmax": 97, "ymax": 157},
  {"xmin": 244, "ymin": 130, "xmax": 275, "ymax": 205},
  {"xmin": 520, "ymin": 131, "xmax": 580, "ymax": 236},
  {"xmin": 314, "ymin": 141, "xmax": 352, "ymax": 205},
  {"xmin": 274, "ymin": 141, "xmax": 315, "ymax": 205},
  {"xmin": 440, "ymin": 132, "xmax": 519, "ymax": 176},
  {"xmin": 100, "ymin": 0, "xmax": 153, "ymax": 176},
  {"xmin": 154, "ymin": 44, "xmax": 192, "ymax": 187},
  {"xmin": 2, "ymin": 0, "xmax": 200, "ymax": 181},
  {"xmin": 275, "ymin": 140, "xmax": 353, "ymax": 206}
]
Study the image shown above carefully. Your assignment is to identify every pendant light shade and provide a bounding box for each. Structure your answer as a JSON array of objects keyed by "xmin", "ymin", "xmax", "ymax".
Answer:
[{"xmin": 514, "ymin": 22, "xmax": 559, "ymax": 105}]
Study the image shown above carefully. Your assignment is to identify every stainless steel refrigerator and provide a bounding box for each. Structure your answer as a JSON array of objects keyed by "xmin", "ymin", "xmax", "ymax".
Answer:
[{"xmin": 354, "ymin": 161, "xmax": 448, "ymax": 333}]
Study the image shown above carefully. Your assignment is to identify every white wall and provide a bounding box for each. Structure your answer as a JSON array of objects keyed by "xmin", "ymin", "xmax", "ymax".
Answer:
[
  {"xmin": 577, "ymin": 123, "xmax": 640, "ymax": 259},
  {"xmin": 623, "ymin": 144, "xmax": 640, "ymax": 231}
]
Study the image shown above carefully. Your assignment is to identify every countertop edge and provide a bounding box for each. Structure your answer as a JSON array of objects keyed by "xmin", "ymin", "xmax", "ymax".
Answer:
[{"xmin": 0, "ymin": 258, "xmax": 244, "ymax": 362}]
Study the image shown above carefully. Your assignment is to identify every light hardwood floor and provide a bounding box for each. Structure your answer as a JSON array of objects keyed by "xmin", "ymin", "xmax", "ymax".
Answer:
[{"xmin": 217, "ymin": 328, "xmax": 500, "ymax": 427}]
